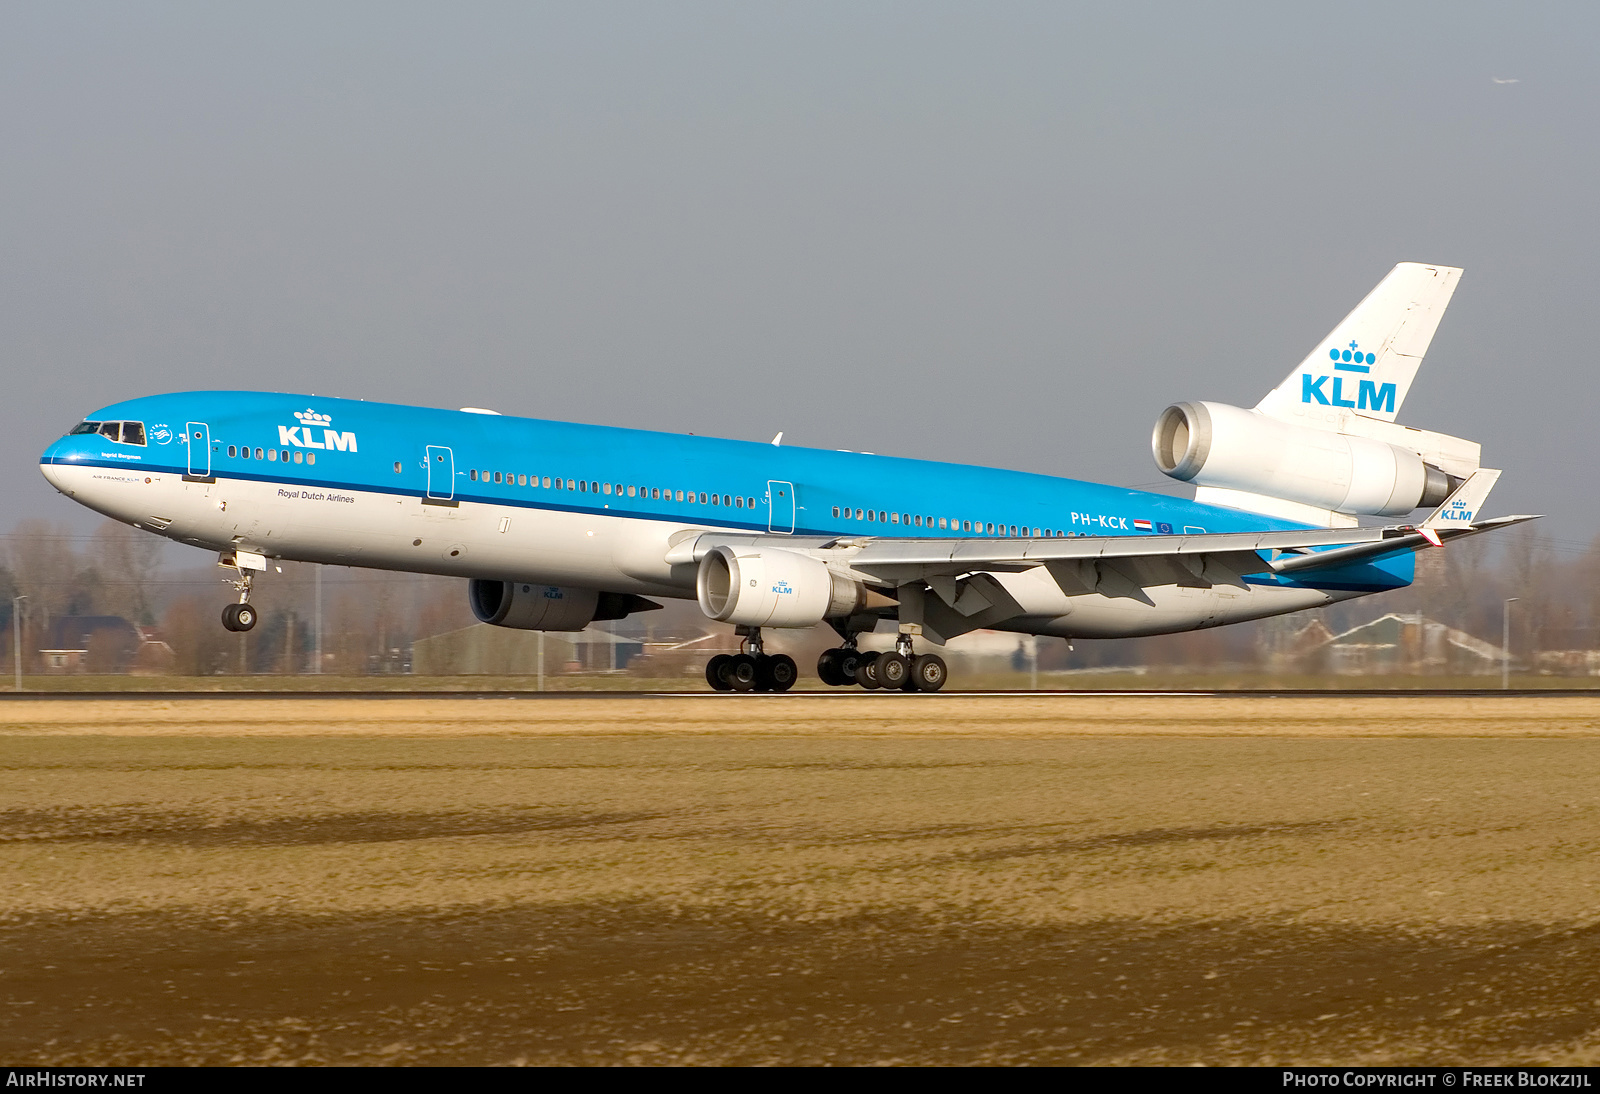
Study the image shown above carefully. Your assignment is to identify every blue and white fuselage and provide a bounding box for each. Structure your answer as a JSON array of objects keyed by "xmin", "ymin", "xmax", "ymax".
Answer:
[{"xmin": 40, "ymin": 389, "xmax": 1407, "ymax": 641}]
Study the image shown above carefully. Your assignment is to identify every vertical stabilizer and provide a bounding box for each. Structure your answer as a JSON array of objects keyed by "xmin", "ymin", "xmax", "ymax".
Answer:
[{"xmin": 1256, "ymin": 263, "xmax": 1462, "ymax": 425}]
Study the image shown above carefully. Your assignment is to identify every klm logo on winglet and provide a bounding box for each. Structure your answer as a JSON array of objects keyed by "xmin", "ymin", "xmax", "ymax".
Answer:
[
  {"xmin": 278, "ymin": 408, "xmax": 358, "ymax": 452},
  {"xmin": 1301, "ymin": 341, "xmax": 1395, "ymax": 412},
  {"xmin": 1438, "ymin": 497, "xmax": 1476, "ymax": 523}
]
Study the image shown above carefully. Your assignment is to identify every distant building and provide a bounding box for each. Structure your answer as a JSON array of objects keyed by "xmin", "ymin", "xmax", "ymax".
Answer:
[
  {"xmin": 38, "ymin": 616, "xmax": 141, "ymax": 674},
  {"xmin": 1290, "ymin": 613, "xmax": 1508, "ymax": 676}
]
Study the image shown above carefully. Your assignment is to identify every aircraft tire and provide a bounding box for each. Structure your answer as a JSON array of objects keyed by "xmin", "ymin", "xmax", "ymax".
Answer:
[
  {"xmin": 834, "ymin": 648, "xmax": 863, "ymax": 685},
  {"xmin": 855, "ymin": 650, "xmax": 883, "ymax": 690},
  {"xmin": 877, "ymin": 652, "xmax": 909, "ymax": 689},
  {"xmin": 912, "ymin": 653, "xmax": 948, "ymax": 692},
  {"xmin": 764, "ymin": 654, "xmax": 798, "ymax": 692},
  {"xmin": 706, "ymin": 654, "xmax": 734, "ymax": 691},
  {"xmin": 816, "ymin": 649, "xmax": 842, "ymax": 686},
  {"xmin": 727, "ymin": 653, "xmax": 760, "ymax": 692},
  {"xmin": 234, "ymin": 604, "xmax": 257, "ymax": 631},
  {"xmin": 221, "ymin": 605, "xmax": 239, "ymax": 632}
]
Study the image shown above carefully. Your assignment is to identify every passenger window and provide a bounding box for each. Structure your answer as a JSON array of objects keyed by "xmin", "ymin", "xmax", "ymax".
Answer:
[
  {"xmin": 854, "ymin": 508, "xmax": 863, "ymax": 520},
  {"xmin": 123, "ymin": 422, "xmax": 145, "ymax": 446},
  {"xmin": 590, "ymin": 482, "xmax": 598, "ymax": 493},
  {"xmin": 470, "ymin": 470, "xmax": 478, "ymax": 481},
  {"xmin": 242, "ymin": 448, "xmax": 251, "ymax": 460},
  {"xmin": 735, "ymin": 496, "xmax": 743, "ymax": 508},
  {"xmin": 938, "ymin": 518, "xmax": 947, "ymax": 529},
  {"xmin": 294, "ymin": 451, "xmax": 304, "ymax": 464},
  {"xmin": 579, "ymin": 480, "xmax": 587, "ymax": 492},
  {"xmin": 602, "ymin": 482, "xmax": 612, "ymax": 494},
  {"xmin": 674, "ymin": 490, "xmax": 683, "ymax": 501},
  {"xmin": 651, "ymin": 488, "xmax": 659, "ymax": 499},
  {"xmin": 1033, "ymin": 527, "xmax": 1040, "ymax": 537},
  {"xmin": 832, "ymin": 506, "xmax": 840, "ymax": 518},
  {"xmin": 255, "ymin": 448, "xmax": 264, "ymax": 460},
  {"xmin": 518, "ymin": 474, "xmax": 526, "ymax": 486},
  {"xmin": 747, "ymin": 497, "xmax": 754, "ymax": 508},
  {"xmin": 542, "ymin": 477, "xmax": 551, "ymax": 488},
  {"xmin": 627, "ymin": 485, "xmax": 635, "ymax": 497},
  {"xmin": 494, "ymin": 472, "xmax": 502, "ymax": 484},
  {"xmin": 695, "ymin": 492, "xmax": 704, "ymax": 504},
  {"xmin": 307, "ymin": 453, "xmax": 315, "ymax": 465},
  {"xmin": 890, "ymin": 513, "xmax": 899, "ymax": 524},
  {"xmin": 228, "ymin": 446, "xmax": 237, "ymax": 458}
]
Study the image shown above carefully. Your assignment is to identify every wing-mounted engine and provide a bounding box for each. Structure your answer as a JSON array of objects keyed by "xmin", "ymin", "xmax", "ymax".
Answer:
[
  {"xmin": 1153, "ymin": 401, "xmax": 1464, "ymax": 519},
  {"xmin": 469, "ymin": 579, "xmax": 660, "ymax": 632},
  {"xmin": 696, "ymin": 545, "xmax": 865, "ymax": 628}
]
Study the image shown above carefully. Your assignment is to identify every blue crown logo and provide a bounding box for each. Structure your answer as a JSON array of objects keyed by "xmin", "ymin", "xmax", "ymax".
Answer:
[{"xmin": 1329, "ymin": 341, "xmax": 1375, "ymax": 373}]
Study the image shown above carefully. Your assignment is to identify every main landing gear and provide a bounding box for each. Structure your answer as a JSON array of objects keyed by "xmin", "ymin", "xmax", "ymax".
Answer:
[
  {"xmin": 705, "ymin": 627, "xmax": 798, "ymax": 692},
  {"xmin": 219, "ymin": 552, "xmax": 259, "ymax": 632},
  {"xmin": 816, "ymin": 633, "xmax": 947, "ymax": 692}
]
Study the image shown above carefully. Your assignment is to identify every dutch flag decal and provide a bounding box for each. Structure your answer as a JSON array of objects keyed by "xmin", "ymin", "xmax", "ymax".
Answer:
[{"xmin": 1133, "ymin": 519, "xmax": 1152, "ymax": 531}]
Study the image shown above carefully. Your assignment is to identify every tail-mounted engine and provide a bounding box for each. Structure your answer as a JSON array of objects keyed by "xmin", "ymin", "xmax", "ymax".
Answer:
[
  {"xmin": 469, "ymin": 579, "xmax": 660, "ymax": 632},
  {"xmin": 1152, "ymin": 401, "xmax": 1460, "ymax": 517},
  {"xmin": 696, "ymin": 545, "xmax": 865, "ymax": 628}
]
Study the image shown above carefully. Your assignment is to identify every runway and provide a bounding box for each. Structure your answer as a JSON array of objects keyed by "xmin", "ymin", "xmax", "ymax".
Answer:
[{"xmin": 4, "ymin": 694, "xmax": 1599, "ymax": 1064}]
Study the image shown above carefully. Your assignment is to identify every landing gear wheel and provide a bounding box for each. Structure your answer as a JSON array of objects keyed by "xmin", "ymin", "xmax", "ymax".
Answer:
[
  {"xmin": 727, "ymin": 653, "xmax": 760, "ymax": 692},
  {"xmin": 835, "ymin": 647, "xmax": 863, "ymax": 685},
  {"xmin": 911, "ymin": 653, "xmax": 948, "ymax": 692},
  {"xmin": 877, "ymin": 651, "xmax": 910, "ymax": 689},
  {"xmin": 817, "ymin": 649, "xmax": 843, "ymax": 686},
  {"xmin": 855, "ymin": 650, "xmax": 883, "ymax": 690},
  {"xmin": 221, "ymin": 603, "xmax": 258, "ymax": 632},
  {"xmin": 706, "ymin": 654, "xmax": 734, "ymax": 691},
  {"xmin": 761, "ymin": 654, "xmax": 798, "ymax": 692}
]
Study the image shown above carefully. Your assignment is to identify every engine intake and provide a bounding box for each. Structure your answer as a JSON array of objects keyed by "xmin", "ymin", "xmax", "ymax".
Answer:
[
  {"xmin": 1152, "ymin": 401, "xmax": 1459, "ymax": 517},
  {"xmin": 469, "ymin": 579, "xmax": 660, "ymax": 631},
  {"xmin": 696, "ymin": 546, "xmax": 864, "ymax": 628}
]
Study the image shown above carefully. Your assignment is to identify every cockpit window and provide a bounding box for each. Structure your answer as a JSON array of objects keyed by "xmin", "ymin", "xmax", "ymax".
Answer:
[{"xmin": 74, "ymin": 420, "xmax": 147, "ymax": 445}]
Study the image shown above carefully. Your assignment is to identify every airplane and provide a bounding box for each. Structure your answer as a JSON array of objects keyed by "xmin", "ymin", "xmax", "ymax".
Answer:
[{"xmin": 37, "ymin": 262, "xmax": 1533, "ymax": 692}]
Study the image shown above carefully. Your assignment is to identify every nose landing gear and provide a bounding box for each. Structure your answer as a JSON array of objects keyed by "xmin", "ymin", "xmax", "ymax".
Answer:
[{"xmin": 218, "ymin": 549, "xmax": 263, "ymax": 632}]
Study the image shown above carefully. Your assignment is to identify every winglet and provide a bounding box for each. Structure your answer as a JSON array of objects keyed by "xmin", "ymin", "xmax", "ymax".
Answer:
[
  {"xmin": 1421, "ymin": 468, "xmax": 1502, "ymax": 538},
  {"xmin": 771, "ymin": 432, "xmax": 783, "ymax": 446}
]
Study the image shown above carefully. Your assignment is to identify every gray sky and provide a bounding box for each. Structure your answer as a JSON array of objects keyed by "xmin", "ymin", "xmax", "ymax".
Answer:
[{"xmin": 4, "ymin": 2, "xmax": 1594, "ymax": 557}]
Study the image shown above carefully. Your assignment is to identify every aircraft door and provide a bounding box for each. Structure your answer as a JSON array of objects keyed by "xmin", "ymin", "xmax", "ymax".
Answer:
[
  {"xmin": 184, "ymin": 422, "xmax": 213, "ymax": 482},
  {"xmin": 767, "ymin": 480, "xmax": 795, "ymax": 534},
  {"xmin": 425, "ymin": 445, "xmax": 456, "ymax": 505}
]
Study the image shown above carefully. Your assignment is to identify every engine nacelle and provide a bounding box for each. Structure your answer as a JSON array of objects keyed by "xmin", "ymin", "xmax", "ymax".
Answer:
[
  {"xmin": 469, "ymin": 580, "xmax": 659, "ymax": 631},
  {"xmin": 696, "ymin": 546, "xmax": 864, "ymax": 628},
  {"xmin": 1152, "ymin": 401, "xmax": 1459, "ymax": 517}
]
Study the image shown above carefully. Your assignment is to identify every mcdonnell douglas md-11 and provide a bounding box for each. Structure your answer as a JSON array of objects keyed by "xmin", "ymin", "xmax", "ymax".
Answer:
[{"xmin": 39, "ymin": 263, "xmax": 1531, "ymax": 691}]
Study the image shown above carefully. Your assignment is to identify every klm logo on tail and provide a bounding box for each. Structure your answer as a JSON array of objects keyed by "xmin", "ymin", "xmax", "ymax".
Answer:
[{"xmin": 1301, "ymin": 341, "xmax": 1396, "ymax": 413}]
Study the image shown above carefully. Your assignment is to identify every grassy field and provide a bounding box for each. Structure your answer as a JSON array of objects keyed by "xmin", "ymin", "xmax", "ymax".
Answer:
[{"xmin": 3, "ymin": 693, "xmax": 1599, "ymax": 1065}]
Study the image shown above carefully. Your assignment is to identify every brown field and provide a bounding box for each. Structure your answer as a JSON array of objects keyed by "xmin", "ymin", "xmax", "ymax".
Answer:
[{"xmin": 3, "ymin": 693, "xmax": 1600, "ymax": 1065}]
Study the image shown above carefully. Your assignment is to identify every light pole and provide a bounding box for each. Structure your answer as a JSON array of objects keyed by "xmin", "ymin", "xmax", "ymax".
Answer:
[
  {"xmin": 314, "ymin": 564, "xmax": 323, "ymax": 674},
  {"xmin": 12, "ymin": 595, "xmax": 26, "ymax": 693},
  {"xmin": 1502, "ymin": 597, "xmax": 1519, "ymax": 690}
]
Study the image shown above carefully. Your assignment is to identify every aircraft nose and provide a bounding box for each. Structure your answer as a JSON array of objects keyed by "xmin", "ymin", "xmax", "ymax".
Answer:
[{"xmin": 39, "ymin": 438, "xmax": 71, "ymax": 492}]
